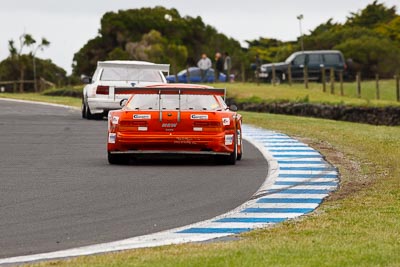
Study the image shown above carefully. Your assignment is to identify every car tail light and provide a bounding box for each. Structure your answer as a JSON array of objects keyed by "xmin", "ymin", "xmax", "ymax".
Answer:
[
  {"xmin": 193, "ymin": 121, "xmax": 222, "ymax": 132},
  {"xmin": 119, "ymin": 120, "xmax": 148, "ymax": 131},
  {"xmin": 96, "ymin": 85, "xmax": 109, "ymax": 95}
]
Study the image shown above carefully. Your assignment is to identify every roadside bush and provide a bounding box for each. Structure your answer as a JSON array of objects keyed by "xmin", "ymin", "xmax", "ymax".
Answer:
[{"xmin": 41, "ymin": 87, "xmax": 82, "ymax": 98}]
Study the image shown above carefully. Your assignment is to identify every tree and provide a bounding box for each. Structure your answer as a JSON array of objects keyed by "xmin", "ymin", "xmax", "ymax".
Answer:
[
  {"xmin": 346, "ymin": 0, "xmax": 397, "ymax": 28},
  {"xmin": 375, "ymin": 16, "xmax": 400, "ymax": 43},
  {"xmin": 0, "ymin": 56, "xmax": 66, "ymax": 91},
  {"xmin": 72, "ymin": 7, "xmax": 243, "ymax": 77},
  {"xmin": 7, "ymin": 33, "xmax": 50, "ymax": 92},
  {"xmin": 335, "ymin": 36, "xmax": 400, "ymax": 78},
  {"xmin": 31, "ymin": 38, "xmax": 50, "ymax": 91}
]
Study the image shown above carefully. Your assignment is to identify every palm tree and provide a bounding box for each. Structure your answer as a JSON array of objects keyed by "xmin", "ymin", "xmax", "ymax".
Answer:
[{"xmin": 8, "ymin": 33, "xmax": 50, "ymax": 92}]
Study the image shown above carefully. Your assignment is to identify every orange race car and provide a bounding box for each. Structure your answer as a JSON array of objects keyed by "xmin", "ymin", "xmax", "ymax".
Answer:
[{"xmin": 107, "ymin": 84, "xmax": 242, "ymax": 165}]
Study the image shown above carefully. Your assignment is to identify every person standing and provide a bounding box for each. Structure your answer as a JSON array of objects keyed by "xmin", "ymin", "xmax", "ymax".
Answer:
[
  {"xmin": 224, "ymin": 52, "xmax": 232, "ymax": 82},
  {"xmin": 215, "ymin": 52, "xmax": 224, "ymax": 83},
  {"xmin": 197, "ymin": 53, "xmax": 212, "ymax": 82},
  {"xmin": 255, "ymin": 54, "xmax": 262, "ymax": 85}
]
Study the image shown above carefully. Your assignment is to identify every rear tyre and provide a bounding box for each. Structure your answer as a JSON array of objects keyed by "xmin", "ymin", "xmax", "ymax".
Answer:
[
  {"xmin": 237, "ymin": 139, "xmax": 243, "ymax": 161},
  {"xmin": 236, "ymin": 128, "xmax": 243, "ymax": 161},
  {"xmin": 86, "ymin": 105, "xmax": 103, "ymax": 120},
  {"xmin": 108, "ymin": 152, "xmax": 129, "ymax": 165},
  {"xmin": 82, "ymin": 100, "xmax": 87, "ymax": 119},
  {"xmin": 218, "ymin": 137, "xmax": 237, "ymax": 165}
]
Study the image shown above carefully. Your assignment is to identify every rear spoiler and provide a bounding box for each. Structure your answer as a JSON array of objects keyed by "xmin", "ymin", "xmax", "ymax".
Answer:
[
  {"xmin": 98, "ymin": 62, "xmax": 170, "ymax": 74},
  {"xmin": 114, "ymin": 87, "xmax": 226, "ymax": 98},
  {"xmin": 116, "ymin": 87, "xmax": 227, "ymax": 123}
]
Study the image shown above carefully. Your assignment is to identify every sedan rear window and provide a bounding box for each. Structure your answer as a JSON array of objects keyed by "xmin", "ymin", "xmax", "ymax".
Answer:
[
  {"xmin": 127, "ymin": 94, "xmax": 223, "ymax": 111},
  {"xmin": 100, "ymin": 67, "xmax": 164, "ymax": 82}
]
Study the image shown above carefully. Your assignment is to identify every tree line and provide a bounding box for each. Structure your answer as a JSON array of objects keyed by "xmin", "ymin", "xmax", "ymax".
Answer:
[
  {"xmin": 248, "ymin": 1, "xmax": 400, "ymax": 78},
  {"xmin": 1, "ymin": 1, "xmax": 399, "ymax": 89}
]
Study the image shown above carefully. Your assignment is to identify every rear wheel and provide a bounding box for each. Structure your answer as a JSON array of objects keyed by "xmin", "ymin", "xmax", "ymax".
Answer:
[
  {"xmin": 108, "ymin": 152, "xmax": 129, "ymax": 165},
  {"xmin": 237, "ymin": 136, "xmax": 243, "ymax": 161},
  {"xmin": 218, "ymin": 137, "xmax": 237, "ymax": 165},
  {"xmin": 86, "ymin": 104, "xmax": 103, "ymax": 120},
  {"xmin": 82, "ymin": 100, "xmax": 87, "ymax": 119}
]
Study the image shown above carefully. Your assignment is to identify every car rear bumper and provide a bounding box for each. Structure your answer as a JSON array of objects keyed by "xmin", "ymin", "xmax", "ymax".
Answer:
[
  {"xmin": 108, "ymin": 132, "xmax": 236, "ymax": 154},
  {"xmin": 109, "ymin": 150, "xmax": 230, "ymax": 156},
  {"xmin": 87, "ymin": 97, "xmax": 125, "ymax": 114}
]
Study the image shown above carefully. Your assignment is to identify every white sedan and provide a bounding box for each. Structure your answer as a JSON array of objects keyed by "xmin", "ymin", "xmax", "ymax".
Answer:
[{"xmin": 82, "ymin": 60, "xmax": 170, "ymax": 119}]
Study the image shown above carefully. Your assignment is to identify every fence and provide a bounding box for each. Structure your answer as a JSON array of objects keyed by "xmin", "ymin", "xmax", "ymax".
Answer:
[
  {"xmin": 259, "ymin": 65, "xmax": 400, "ymax": 102},
  {"xmin": 0, "ymin": 78, "xmax": 55, "ymax": 93}
]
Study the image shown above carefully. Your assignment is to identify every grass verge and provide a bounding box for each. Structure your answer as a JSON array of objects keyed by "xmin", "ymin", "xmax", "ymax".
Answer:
[
  {"xmin": 22, "ymin": 109, "xmax": 399, "ymax": 266},
  {"xmin": 0, "ymin": 92, "xmax": 81, "ymax": 108},
  {"xmin": 221, "ymin": 81, "xmax": 400, "ymax": 107}
]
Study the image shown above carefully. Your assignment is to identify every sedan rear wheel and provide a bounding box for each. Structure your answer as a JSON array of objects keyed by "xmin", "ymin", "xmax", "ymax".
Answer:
[
  {"xmin": 218, "ymin": 136, "xmax": 237, "ymax": 165},
  {"xmin": 237, "ymin": 139, "xmax": 243, "ymax": 161},
  {"xmin": 82, "ymin": 101, "xmax": 87, "ymax": 119}
]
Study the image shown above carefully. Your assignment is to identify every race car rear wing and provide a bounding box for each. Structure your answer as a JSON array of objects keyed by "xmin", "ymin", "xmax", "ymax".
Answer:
[
  {"xmin": 115, "ymin": 87, "xmax": 227, "ymax": 122},
  {"xmin": 98, "ymin": 61, "xmax": 170, "ymax": 75},
  {"xmin": 114, "ymin": 87, "xmax": 226, "ymax": 98}
]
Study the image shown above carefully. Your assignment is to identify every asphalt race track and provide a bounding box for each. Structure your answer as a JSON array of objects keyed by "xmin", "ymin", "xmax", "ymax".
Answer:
[{"xmin": 0, "ymin": 100, "xmax": 267, "ymax": 258}]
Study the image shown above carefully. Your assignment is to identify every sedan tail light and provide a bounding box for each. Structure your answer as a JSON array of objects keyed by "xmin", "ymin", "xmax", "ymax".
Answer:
[{"xmin": 96, "ymin": 85, "xmax": 109, "ymax": 95}]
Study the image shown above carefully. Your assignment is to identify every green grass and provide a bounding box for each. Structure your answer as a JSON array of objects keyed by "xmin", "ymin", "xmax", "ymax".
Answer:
[
  {"xmin": 0, "ymin": 92, "xmax": 81, "ymax": 107},
  {"xmin": 220, "ymin": 80, "xmax": 400, "ymax": 107},
  {"xmin": 1, "ymin": 79, "xmax": 399, "ymax": 108},
  {"xmin": 26, "ymin": 111, "xmax": 399, "ymax": 266}
]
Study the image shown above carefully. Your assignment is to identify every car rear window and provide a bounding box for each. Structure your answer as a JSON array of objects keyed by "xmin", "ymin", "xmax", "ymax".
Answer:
[
  {"xmin": 127, "ymin": 94, "xmax": 223, "ymax": 111},
  {"xmin": 100, "ymin": 67, "xmax": 164, "ymax": 82},
  {"xmin": 324, "ymin": 54, "xmax": 342, "ymax": 64}
]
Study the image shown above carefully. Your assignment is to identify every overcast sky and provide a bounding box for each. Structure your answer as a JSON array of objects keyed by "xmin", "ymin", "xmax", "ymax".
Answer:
[{"xmin": 0, "ymin": 0, "xmax": 398, "ymax": 74}]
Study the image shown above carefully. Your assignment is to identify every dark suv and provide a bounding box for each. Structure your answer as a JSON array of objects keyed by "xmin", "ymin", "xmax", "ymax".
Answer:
[{"xmin": 259, "ymin": 50, "xmax": 347, "ymax": 83}]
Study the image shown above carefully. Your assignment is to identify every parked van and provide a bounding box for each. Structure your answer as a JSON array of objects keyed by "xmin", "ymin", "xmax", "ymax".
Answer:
[{"xmin": 259, "ymin": 50, "xmax": 347, "ymax": 83}]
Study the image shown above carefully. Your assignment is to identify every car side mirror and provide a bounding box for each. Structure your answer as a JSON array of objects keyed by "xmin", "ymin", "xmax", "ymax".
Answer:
[
  {"xmin": 229, "ymin": 104, "xmax": 238, "ymax": 111},
  {"xmin": 81, "ymin": 76, "xmax": 92, "ymax": 84},
  {"xmin": 120, "ymin": 98, "xmax": 128, "ymax": 107}
]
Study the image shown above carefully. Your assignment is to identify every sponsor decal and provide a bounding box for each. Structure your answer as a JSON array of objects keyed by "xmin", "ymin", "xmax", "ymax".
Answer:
[
  {"xmin": 190, "ymin": 114, "xmax": 208, "ymax": 120},
  {"xmin": 162, "ymin": 123, "xmax": 178, "ymax": 128},
  {"xmin": 108, "ymin": 133, "xmax": 116, "ymax": 144},
  {"xmin": 225, "ymin": 134, "xmax": 234, "ymax": 145},
  {"xmin": 138, "ymin": 126, "xmax": 148, "ymax": 131},
  {"xmin": 112, "ymin": 116, "xmax": 119, "ymax": 125},
  {"xmin": 193, "ymin": 127, "xmax": 203, "ymax": 132},
  {"xmin": 174, "ymin": 137, "xmax": 197, "ymax": 145},
  {"xmin": 222, "ymin": 117, "xmax": 230, "ymax": 126},
  {"xmin": 133, "ymin": 114, "xmax": 151, "ymax": 119}
]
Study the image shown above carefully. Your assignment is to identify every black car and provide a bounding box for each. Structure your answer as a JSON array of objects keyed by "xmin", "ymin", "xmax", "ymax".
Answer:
[{"xmin": 259, "ymin": 50, "xmax": 347, "ymax": 83}]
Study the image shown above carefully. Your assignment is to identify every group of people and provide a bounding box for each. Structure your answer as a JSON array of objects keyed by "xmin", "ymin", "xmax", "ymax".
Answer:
[{"xmin": 197, "ymin": 52, "xmax": 231, "ymax": 82}]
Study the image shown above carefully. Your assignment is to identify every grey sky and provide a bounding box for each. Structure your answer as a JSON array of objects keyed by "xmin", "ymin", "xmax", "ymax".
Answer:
[{"xmin": 1, "ymin": 0, "xmax": 398, "ymax": 74}]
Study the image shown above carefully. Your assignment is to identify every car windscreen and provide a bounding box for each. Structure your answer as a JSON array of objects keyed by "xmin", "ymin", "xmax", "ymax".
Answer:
[
  {"xmin": 100, "ymin": 67, "xmax": 164, "ymax": 82},
  {"xmin": 127, "ymin": 94, "xmax": 223, "ymax": 111}
]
